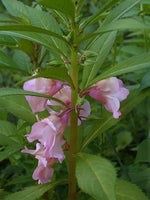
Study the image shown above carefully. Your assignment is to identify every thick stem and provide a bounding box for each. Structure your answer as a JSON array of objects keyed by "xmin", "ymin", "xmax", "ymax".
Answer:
[{"xmin": 68, "ymin": 47, "xmax": 79, "ymax": 200}]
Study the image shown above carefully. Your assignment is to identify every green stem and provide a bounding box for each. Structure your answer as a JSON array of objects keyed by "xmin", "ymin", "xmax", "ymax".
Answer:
[
  {"xmin": 68, "ymin": 49, "xmax": 79, "ymax": 200},
  {"xmin": 68, "ymin": 25, "xmax": 79, "ymax": 199}
]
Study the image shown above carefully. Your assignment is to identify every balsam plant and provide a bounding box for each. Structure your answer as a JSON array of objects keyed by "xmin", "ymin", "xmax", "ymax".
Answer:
[{"xmin": 0, "ymin": 0, "xmax": 150, "ymax": 199}]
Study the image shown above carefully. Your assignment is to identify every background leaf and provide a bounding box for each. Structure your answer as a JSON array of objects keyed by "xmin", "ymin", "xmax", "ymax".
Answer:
[
  {"xmin": 5, "ymin": 180, "xmax": 67, "ymax": 200},
  {"xmin": 115, "ymin": 179, "xmax": 149, "ymax": 200},
  {"xmin": 38, "ymin": 0, "xmax": 75, "ymax": 20}
]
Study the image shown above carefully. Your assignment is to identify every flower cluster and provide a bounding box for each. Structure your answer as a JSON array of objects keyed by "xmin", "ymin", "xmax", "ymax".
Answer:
[
  {"xmin": 22, "ymin": 76, "xmax": 129, "ymax": 184},
  {"xmin": 22, "ymin": 77, "xmax": 91, "ymax": 184}
]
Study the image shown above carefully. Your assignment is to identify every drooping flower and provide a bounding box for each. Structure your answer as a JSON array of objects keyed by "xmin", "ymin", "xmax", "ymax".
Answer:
[
  {"xmin": 25, "ymin": 114, "xmax": 68, "ymax": 163},
  {"xmin": 23, "ymin": 78, "xmax": 63, "ymax": 113},
  {"xmin": 88, "ymin": 77, "xmax": 129, "ymax": 118},
  {"xmin": 22, "ymin": 143, "xmax": 57, "ymax": 184},
  {"xmin": 33, "ymin": 158, "xmax": 56, "ymax": 184}
]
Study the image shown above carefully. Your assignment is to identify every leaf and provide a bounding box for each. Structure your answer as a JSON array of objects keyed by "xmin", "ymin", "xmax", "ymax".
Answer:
[
  {"xmin": 38, "ymin": 0, "xmax": 75, "ymax": 20},
  {"xmin": 84, "ymin": 0, "xmax": 141, "ymax": 49},
  {"xmin": 80, "ymin": 0, "xmax": 119, "ymax": 29},
  {"xmin": 140, "ymin": 70, "xmax": 150, "ymax": 90},
  {"xmin": 81, "ymin": 31, "xmax": 117, "ymax": 89},
  {"xmin": 0, "ymin": 95, "xmax": 36, "ymax": 124},
  {"xmin": 91, "ymin": 52, "xmax": 150, "ymax": 86},
  {"xmin": 80, "ymin": 18, "xmax": 147, "ymax": 45},
  {"xmin": 5, "ymin": 180, "xmax": 67, "ymax": 200},
  {"xmin": 141, "ymin": 0, "xmax": 150, "ymax": 4},
  {"xmin": 80, "ymin": 88, "xmax": 150, "ymax": 150},
  {"xmin": 76, "ymin": 153, "xmax": 116, "ymax": 200},
  {"xmin": 0, "ymin": 50, "xmax": 28, "ymax": 74},
  {"xmin": 135, "ymin": 139, "xmax": 150, "ymax": 163},
  {"xmin": 130, "ymin": 168, "xmax": 150, "ymax": 195},
  {"xmin": 0, "ymin": 34, "xmax": 17, "ymax": 45},
  {"xmin": 0, "ymin": 88, "xmax": 67, "ymax": 107},
  {"xmin": 103, "ymin": 0, "xmax": 140, "ymax": 25},
  {"xmin": 2, "ymin": 0, "xmax": 30, "ymax": 23},
  {"xmin": 12, "ymin": 50, "xmax": 32, "ymax": 74},
  {"xmin": 0, "ymin": 145, "xmax": 21, "ymax": 162},
  {"xmin": 2, "ymin": 0, "xmax": 69, "ymax": 57},
  {"xmin": 0, "ymin": 25, "xmax": 68, "ymax": 45},
  {"xmin": 0, "ymin": 120, "xmax": 16, "ymax": 136},
  {"xmin": 33, "ymin": 66, "xmax": 74, "ymax": 88},
  {"xmin": 115, "ymin": 179, "xmax": 149, "ymax": 200}
]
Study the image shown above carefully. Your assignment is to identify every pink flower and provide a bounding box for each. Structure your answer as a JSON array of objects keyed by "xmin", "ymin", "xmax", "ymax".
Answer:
[
  {"xmin": 50, "ymin": 85, "xmax": 71, "ymax": 107},
  {"xmin": 22, "ymin": 143, "xmax": 57, "ymax": 184},
  {"xmin": 33, "ymin": 158, "xmax": 56, "ymax": 184},
  {"xmin": 88, "ymin": 77, "xmax": 129, "ymax": 118},
  {"xmin": 25, "ymin": 114, "xmax": 67, "ymax": 163},
  {"xmin": 23, "ymin": 78, "xmax": 63, "ymax": 113}
]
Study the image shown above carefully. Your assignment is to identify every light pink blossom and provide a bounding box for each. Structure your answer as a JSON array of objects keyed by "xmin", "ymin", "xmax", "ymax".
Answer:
[
  {"xmin": 88, "ymin": 77, "xmax": 129, "ymax": 118},
  {"xmin": 50, "ymin": 85, "xmax": 71, "ymax": 107},
  {"xmin": 25, "ymin": 114, "xmax": 67, "ymax": 163},
  {"xmin": 22, "ymin": 143, "xmax": 57, "ymax": 184},
  {"xmin": 33, "ymin": 158, "xmax": 56, "ymax": 184},
  {"xmin": 23, "ymin": 78, "xmax": 63, "ymax": 113}
]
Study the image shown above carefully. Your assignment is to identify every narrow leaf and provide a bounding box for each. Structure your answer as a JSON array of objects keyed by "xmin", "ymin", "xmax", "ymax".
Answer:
[
  {"xmin": 76, "ymin": 153, "xmax": 116, "ymax": 200},
  {"xmin": 5, "ymin": 180, "xmax": 67, "ymax": 200},
  {"xmin": 0, "ymin": 95, "xmax": 36, "ymax": 124},
  {"xmin": 81, "ymin": 31, "xmax": 117, "ymax": 89},
  {"xmin": 38, "ymin": 0, "xmax": 75, "ymax": 20},
  {"xmin": 0, "ymin": 88, "xmax": 66, "ymax": 107},
  {"xmin": 0, "ymin": 50, "xmax": 28, "ymax": 73},
  {"xmin": 0, "ymin": 120, "xmax": 16, "ymax": 136},
  {"xmin": 140, "ymin": 70, "xmax": 150, "ymax": 90},
  {"xmin": 0, "ymin": 25, "xmax": 69, "ymax": 45},
  {"xmin": 91, "ymin": 52, "xmax": 150, "ymax": 86}
]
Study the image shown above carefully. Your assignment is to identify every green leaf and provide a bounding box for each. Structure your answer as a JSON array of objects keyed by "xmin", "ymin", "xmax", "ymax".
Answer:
[
  {"xmin": 33, "ymin": 66, "xmax": 74, "ymax": 88},
  {"xmin": 80, "ymin": 18, "xmax": 147, "ymax": 45},
  {"xmin": 0, "ymin": 120, "xmax": 16, "ymax": 136},
  {"xmin": 2, "ymin": 0, "xmax": 30, "ymax": 23},
  {"xmin": 0, "ymin": 50, "xmax": 28, "ymax": 74},
  {"xmin": 0, "ymin": 34, "xmax": 17, "ymax": 45},
  {"xmin": 2, "ymin": 0, "xmax": 69, "ymax": 57},
  {"xmin": 0, "ymin": 88, "xmax": 67, "ymax": 107},
  {"xmin": 0, "ymin": 145, "xmax": 21, "ymax": 162},
  {"xmin": 80, "ymin": 0, "xmax": 119, "ymax": 29},
  {"xmin": 0, "ymin": 95, "xmax": 36, "ymax": 124},
  {"xmin": 103, "ymin": 0, "xmax": 140, "ymax": 25},
  {"xmin": 5, "ymin": 180, "xmax": 67, "ymax": 200},
  {"xmin": 38, "ymin": 0, "xmax": 75, "ymax": 20},
  {"xmin": 80, "ymin": 88, "xmax": 150, "ymax": 150},
  {"xmin": 76, "ymin": 153, "xmax": 116, "ymax": 200},
  {"xmin": 91, "ymin": 52, "xmax": 150, "ymax": 86},
  {"xmin": 140, "ymin": 70, "xmax": 150, "ymax": 90},
  {"xmin": 84, "ymin": 0, "xmax": 141, "ymax": 49},
  {"xmin": 136, "ymin": 139, "xmax": 150, "ymax": 163},
  {"xmin": 115, "ymin": 179, "xmax": 149, "ymax": 200},
  {"xmin": 81, "ymin": 31, "xmax": 117, "ymax": 89},
  {"xmin": 0, "ymin": 25, "xmax": 68, "ymax": 45},
  {"xmin": 130, "ymin": 168, "xmax": 150, "ymax": 196},
  {"xmin": 141, "ymin": 0, "xmax": 150, "ymax": 4}
]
